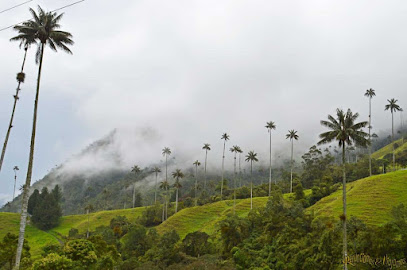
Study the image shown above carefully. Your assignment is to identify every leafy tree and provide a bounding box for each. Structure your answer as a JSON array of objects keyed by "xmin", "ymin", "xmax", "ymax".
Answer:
[
  {"xmin": 318, "ymin": 108, "xmax": 368, "ymax": 270},
  {"xmin": 11, "ymin": 6, "xmax": 74, "ymax": 267},
  {"xmin": 364, "ymin": 88, "xmax": 376, "ymax": 176},
  {"xmin": 151, "ymin": 167, "xmax": 161, "ymax": 203},
  {"xmin": 385, "ymin": 98, "xmax": 403, "ymax": 170},
  {"xmin": 182, "ymin": 231, "xmax": 212, "ymax": 257},
  {"xmin": 265, "ymin": 121, "xmax": 277, "ymax": 194},
  {"xmin": 109, "ymin": 216, "xmax": 130, "ymax": 238},
  {"xmin": 220, "ymin": 133, "xmax": 230, "ymax": 199},
  {"xmin": 0, "ymin": 233, "xmax": 30, "ymax": 269},
  {"xmin": 245, "ymin": 150, "xmax": 258, "ymax": 209},
  {"xmin": 192, "ymin": 160, "xmax": 201, "ymax": 206},
  {"xmin": 172, "ymin": 169, "xmax": 184, "ymax": 213},
  {"xmin": 219, "ymin": 214, "xmax": 250, "ymax": 254},
  {"xmin": 286, "ymin": 130, "xmax": 299, "ymax": 193},
  {"xmin": 63, "ymin": 239, "xmax": 97, "ymax": 267},
  {"xmin": 31, "ymin": 253, "xmax": 73, "ymax": 270},
  {"xmin": 138, "ymin": 203, "xmax": 163, "ymax": 227},
  {"xmin": 0, "ymin": 44, "xmax": 29, "ymax": 173},
  {"xmin": 202, "ymin": 143, "xmax": 211, "ymax": 191},
  {"xmin": 27, "ymin": 189, "xmax": 40, "ymax": 215},
  {"xmin": 31, "ymin": 186, "xmax": 62, "ymax": 230},
  {"xmin": 122, "ymin": 224, "xmax": 151, "ymax": 259}
]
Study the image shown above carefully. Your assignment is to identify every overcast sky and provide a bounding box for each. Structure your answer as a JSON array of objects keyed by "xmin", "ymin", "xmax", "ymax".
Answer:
[{"xmin": 0, "ymin": 0, "xmax": 406, "ymax": 205}]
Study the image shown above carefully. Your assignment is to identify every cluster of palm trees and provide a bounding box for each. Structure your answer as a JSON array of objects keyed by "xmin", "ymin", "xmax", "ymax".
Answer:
[{"xmin": 0, "ymin": 6, "xmax": 74, "ymax": 269}]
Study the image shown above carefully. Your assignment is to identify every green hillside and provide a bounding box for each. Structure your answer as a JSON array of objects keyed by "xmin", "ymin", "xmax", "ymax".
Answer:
[
  {"xmin": 309, "ymin": 170, "xmax": 407, "ymax": 226},
  {"xmin": 372, "ymin": 137, "xmax": 407, "ymax": 159}
]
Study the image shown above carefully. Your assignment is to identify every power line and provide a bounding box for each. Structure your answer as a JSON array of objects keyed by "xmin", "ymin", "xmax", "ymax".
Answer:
[
  {"xmin": 0, "ymin": 0, "xmax": 33, "ymax": 14},
  {"xmin": 0, "ymin": 0, "xmax": 85, "ymax": 32}
]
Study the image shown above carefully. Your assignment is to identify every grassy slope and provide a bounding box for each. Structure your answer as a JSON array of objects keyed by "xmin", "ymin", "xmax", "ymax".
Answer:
[
  {"xmin": 371, "ymin": 138, "xmax": 407, "ymax": 159},
  {"xmin": 309, "ymin": 170, "xmax": 407, "ymax": 226}
]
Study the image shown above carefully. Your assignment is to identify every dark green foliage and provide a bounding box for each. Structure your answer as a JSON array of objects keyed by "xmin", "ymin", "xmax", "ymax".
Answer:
[
  {"xmin": 0, "ymin": 233, "xmax": 30, "ymax": 269},
  {"xmin": 218, "ymin": 215, "xmax": 250, "ymax": 254},
  {"xmin": 122, "ymin": 224, "xmax": 151, "ymax": 258},
  {"xmin": 63, "ymin": 239, "xmax": 97, "ymax": 267},
  {"xmin": 137, "ymin": 203, "xmax": 162, "ymax": 227},
  {"xmin": 68, "ymin": 228, "xmax": 79, "ymax": 239},
  {"xmin": 110, "ymin": 216, "xmax": 131, "ymax": 237},
  {"xmin": 41, "ymin": 243, "xmax": 63, "ymax": 257},
  {"xmin": 27, "ymin": 189, "xmax": 40, "ymax": 215},
  {"xmin": 30, "ymin": 186, "xmax": 62, "ymax": 230},
  {"xmin": 32, "ymin": 253, "xmax": 73, "ymax": 270},
  {"xmin": 182, "ymin": 232, "xmax": 212, "ymax": 257}
]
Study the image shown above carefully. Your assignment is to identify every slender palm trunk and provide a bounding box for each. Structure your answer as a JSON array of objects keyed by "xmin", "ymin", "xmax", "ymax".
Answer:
[
  {"xmin": 165, "ymin": 185, "xmax": 168, "ymax": 220},
  {"xmin": 368, "ymin": 97, "xmax": 372, "ymax": 176},
  {"xmin": 233, "ymin": 153, "xmax": 237, "ymax": 214},
  {"xmin": 204, "ymin": 150, "xmax": 208, "ymax": 190},
  {"xmin": 342, "ymin": 144, "xmax": 348, "ymax": 270},
  {"xmin": 221, "ymin": 140, "xmax": 226, "ymax": 199},
  {"xmin": 195, "ymin": 165, "xmax": 198, "ymax": 206},
  {"xmin": 13, "ymin": 173, "xmax": 17, "ymax": 201},
  {"xmin": 269, "ymin": 131, "xmax": 273, "ymax": 196},
  {"xmin": 132, "ymin": 182, "xmax": 136, "ymax": 208},
  {"xmin": 290, "ymin": 139, "xmax": 293, "ymax": 193},
  {"xmin": 0, "ymin": 48, "xmax": 28, "ymax": 173},
  {"xmin": 239, "ymin": 153, "xmax": 242, "ymax": 187},
  {"xmin": 175, "ymin": 187, "xmax": 178, "ymax": 213},
  {"xmin": 250, "ymin": 161, "xmax": 253, "ymax": 210},
  {"xmin": 162, "ymin": 197, "xmax": 165, "ymax": 222},
  {"xmin": 165, "ymin": 156, "xmax": 168, "ymax": 218},
  {"xmin": 154, "ymin": 172, "xmax": 158, "ymax": 203},
  {"xmin": 15, "ymin": 44, "xmax": 44, "ymax": 270},
  {"xmin": 392, "ymin": 111, "xmax": 395, "ymax": 171}
]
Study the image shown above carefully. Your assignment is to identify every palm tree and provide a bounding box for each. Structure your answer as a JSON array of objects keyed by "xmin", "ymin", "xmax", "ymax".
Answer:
[
  {"xmin": 84, "ymin": 204, "xmax": 94, "ymax": 239},
  {"xmin": 286, "ymin": 130, "xmax": 299, "ymax": 193},
  {"xmin": 202, "ymin": 143, "xmax": 211, "ymax": 190},
  {"xmin": 364, "ymin": 89, "xmax": 376, "ymax": 176},
  {"xmin": 193, "ymin": 160, "xmax": 201, "ymax": 206},
  {"xmin": 385, "ymin": 99, "xmax": 403, "ymax": 171},
  {"xmin": 162, "ymin": 147, "xmax": 171, "ymax": 218},
  {"xmin": 230, "ymin": 146, "xmax": 240, "ymax": 213},
  {"xmin": 220, "ymin": 133, "xmax": 230, "ymax": 199},
  {"xmin": 0, "ymin": 45, "xmax": 30, "ymax": 173},
  {"xmin": 12, "ymin": 166, "xmax": 19, "ymax": 200},
  {"xmin": 159, "ymin": 180, "xmax": 169, "ymax": 221},
  {"xmin": 236, "ymin": 146, "xmax": 243, "ymax": 187},
  {"xmin": 102, "ymin": 188, "xmax": 109, "ymax": 210},
  {"xmin": 245, "ymin": 151, "xmax": 259, "ymax": 210},
  {"xmin": 265, "ymin": 121, "xmax": 277, "ymax": 196},
  {"xmin": 172, "ymin": 169, "xmax": 184, "ymax": 213},
  {"xmin": 151, "ymin": 167, "xmax": 161, "ymax": 203},
  {"xmin": 131, "ymin": 165, "xmax": 141, "ymax": 208},
  {"xmin": 11, "ymin": 7, "xmax": 74, "ymax": 267},
  {"xmin": 318, "ymin": 108, "xmax": 369, "ymax": 270}
]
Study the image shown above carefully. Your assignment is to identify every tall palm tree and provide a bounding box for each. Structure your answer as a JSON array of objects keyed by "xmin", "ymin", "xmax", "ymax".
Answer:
[
  {"xmin": 265, "ymin": 121, "xmax": 277, "ymax": 196},
  {"xmin": 220, "ymin": 133, "xmax": 230, "ymax": 199},
  {"xmin": 230, "ymin": 146, "xmax": 240, "ymax": 213},
  {"xmin": 102, "ymin": 188, "xmax": 110, "ymax": 210},
  {"xmin": 385, "ymin": 99, "xmax": 403, "ymax": 171},
  {"xmin": 193, "ymin": 160, "xmax": 201, "ymax": 206},
  {"xmin": 172, "ymin": 169, "xmax": 184, "ymax": 213},
  {"xmin": 12, "ymin": 166, "xmax": 19, "ymax": 200},
  {"xmin": 318, "ymin": 108, "xmax": 369, "ymax": 270},
  {"xmin": 11, "ymin": 7, "xmax": 73, "ymax": 268},
  {"xmin": 131, "ymin": 165, "xmax": 141, "ymax": 208},
  {"xmin": 162, "ymin": 147, "xmax": 171, "ymax": 218},
  {"xmin": 159, "ymin": 180, "xmax": 169, "ymax": 221},
  {"xmin": 364, "ymin": 88, "xmax": 376, "ymax": 176},
  {"xmin": 202, "ymin": 143, "xmax": 211, "ymax": 190},
  {"xmin": 151, "ymin": 167, "xmax": 161, "ymax": 204},
  {"xmin": 84, "ymin": 204, "xmax": 94, "ymax": 239},
  {"xmin": 286, "ymin": 130, "xmax": 299, "ymax": 193},
  {"xmin": 245, "ymin": 151, "xmax": 258, "ymax": 210},
  {"xmin": 0, "ymin": 45, "xmax": 30, "ymax": 173}
]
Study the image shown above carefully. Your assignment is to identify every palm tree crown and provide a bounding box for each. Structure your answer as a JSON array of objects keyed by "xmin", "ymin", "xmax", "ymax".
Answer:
[
  {"xmin": 364, "ymin": 88, "xmax": 376, "ymax": 98},
  {"xmin": 13, "ymin": 166, "xmax": 19, "ymax": 172},
  {"xmin": 193, "ymin": 160, "xmax": 201, "ymax": 167},
  {"xmin": 385, "ymin": 98, "xmax": 402, "ymax": 113},
  {"xmin": 265, "ymin": 121, "xmax": 276, "ymax": 131},
  {"xmin": 11, "ymin": 6, "xmax": 73, "ymax": 61},
  {"xmin": 221, "ymin": 133, "xmax": 230, "ymax": 141},
  {"xmin": 162, "ymin": 147, "xmax": 172, "ymax": 156},
  {"xmin": 202, "ymin": 143, "xmax": 211, "ymax": 151},
  {"xmin": 245, "ymin": 151, "xmax": 259, "ymax": 163},
  {"xmin": 172, "ymin": 169, "xmax": 184, "ymax": 187},
  {"xmin": 286, "ymin": 130, "xmax": 299, "ymax": 141},
  {"xmin": 152, "ymin": 167, "xmax": 161, "ymax": 174},
  {"xmin": 131, "ymin": 165, "xmax": 141, "ymax": 174}
]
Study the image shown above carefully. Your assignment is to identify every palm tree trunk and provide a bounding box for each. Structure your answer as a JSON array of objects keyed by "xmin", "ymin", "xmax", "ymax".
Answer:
[
  {"xmin": 132, "ymin": 182, "xmax": 136, "ymax": 208},
  {"xmin": 204, "ymin": 150, "xmax": 207, "ymax": 190},
  {"xmin": 368, "ymin": 97, "xmax": 372, "ymax": 176},
  {"xmin": 13, "ymin": 173, "xmax": 17, "ymax": 201},
  {"xmin": 165, "ymin": 186, "xmax": 168, "ymax": 220},
  {"xmin": 175, "ymin": 188, "xmax": 178, "ymax": 213},
  {"xmin": 221, "ymin": 141, "xmax": 226, "ymax": 199},
  {"xmin": 86, "ymin": 208, "xmax": 90, "ymax": 239},
  {"xmin": 162, "ymin": 197, "xmax": 165, "ymax": 222},
  {"xmin": 239, "ymin": 153, "xmax": 242, "ymax": 187},
  {"xmin": 233, "ymin": 153, "xmax": 236, "ymax": 214},
  {"xmin": 154, "ymin": 172, "xmax": 158, "ymax": 203},
  {"xmin": 195, "ymin": 165, "xmax": 198, "ymax": 206},
  {"xmin": 290, "ymin": 139, "xmax": 293, "ymax": 193},
  {"xmin": 392, "ymin": 111, "xmax": 395, "ymax": 171},
  {"xmin": 15, "ymin": 44, "xmax": 44, "ymax": 270},
  {"xmin": 269, "ymin": 131, "xmax": 272, "ymax": 196},
  {"xmin": 250, "ymin": 161, "xmax": 253, "ymax": 210},
  {"xmin": 342, "ymin": 144, "xmax": 348, "ymax": 270},
  {"xmin": 0, "ymin": 48, "xmax": 28, "ymax": 173}
]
